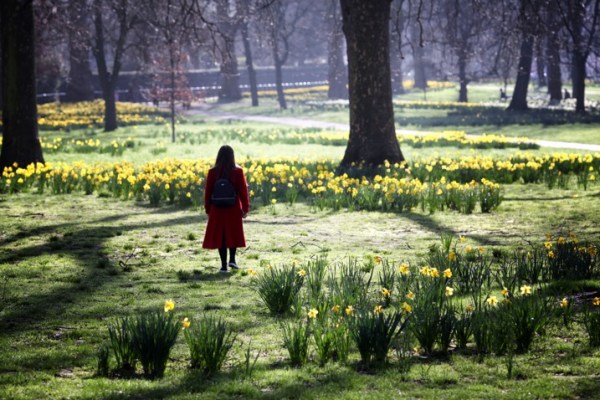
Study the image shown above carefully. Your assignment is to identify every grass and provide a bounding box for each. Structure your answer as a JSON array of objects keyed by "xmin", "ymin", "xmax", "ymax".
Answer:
[{"xmin": 1, "ymin": 92, "xmax": 600, "ymax": 399}]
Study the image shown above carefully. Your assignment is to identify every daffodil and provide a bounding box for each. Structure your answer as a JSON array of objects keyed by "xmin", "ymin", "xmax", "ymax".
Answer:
[
  {"xmin": 331, "ymin": 304, "xmax": 341, "ymax": 314},
  {"xmin": 297, "ymin": 269, "xmax": 307, "ymax": 277},
  {"xmin": 560, "ymin": 298, "xmax": 569, "ymax": 308},
  {"xmin": 399, "ymin": 262, "xmax": 410, "ymax": 275},
  {"xmin": 374, "ymin": 305, "xmax": 384, "ymax": 315},
  {"xmin": 164, "ymin": 299, "xmax": 175, "ymax": 312},
  {"xmin": 406, "ymin": 290, "xmax": 415, "ymax": 300},
  {"xmin": 501, "ymin": 287, "xmax": 509, "ymax": 297},
  {"xmin": 181, "ymin": 317, "xmax": 191, "ymax": 329},
  {"xmin": 401, "ymin": 302, "xmax": 412, "ymax": 313},
  {"xmin": 443, "ymin": 268, "xmax": 452, "ymax": 278},
  {"xmin": 381, "ymin": 288, "xmax": 391, "ymax": 298},
  {"xmin": 593, "ymin": 297, "xmax": 600, "ymax": 306},
  {"xmin": 345, "ymin": 305, "xmax": 354, "ymax": 316},
  {"xmin": 307, "ymin": 308, "xmax": 319, "ymax": 319},
  {"xmin": 486, "ymin": 296, "xmax": 498, "ymax": 307},
  {"xmin": 445, "ymin": 287, "xmax": 454, "ymax": 297},
  {"xmin": 520, "ymin": 285, "xmax": 532, "ymax": 296},
  {"xmin": 447, "ymin": 251, "xmax": 457, "ymax": 262}
]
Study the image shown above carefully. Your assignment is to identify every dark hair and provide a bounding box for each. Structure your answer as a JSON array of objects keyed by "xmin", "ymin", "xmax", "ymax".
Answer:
[{"xmin": 214, "ymin": 145, "xmax": 236, "ymax": 177}]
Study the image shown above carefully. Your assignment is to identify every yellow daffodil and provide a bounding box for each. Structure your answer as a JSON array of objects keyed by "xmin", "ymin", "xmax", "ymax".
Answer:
[
  {"xmin": 332, "ymin": 304, "xmax": 341, "ymax": 314},
  {"xmin": 486, "ymin": 296, "xmax": 498, "ymax": 307},
  {"xmin": 465, "ymin": 304, "xmax": 475, "ymax": 313},
  {"xmin": 593, "ymin": 297, "xmax": 600, "ymax": 306},
  {"xmin": 443, "ymin": 268, "xmax": 452, "ymax": 278},
  {"xmin": 164, "ymin": 299, "xmax": 175, "ymax": 312},
  {"xmin": 501, "ymin": 287, "xmax": 509, "ymax": 297},
  {"xmin": 345, "ymin": 305, "xmax": 354, "ymax": 316},
  {"xmin": 399, "ymin": 262, "xmax": 410, "ymax": 275},
  {"xmin": 430, "ymin": 268, "xmax": 440, "ymax": 278},
  {"xmin": 181, "ymin": 317, "xmax": 191, "ymax": 329},
  {"xmin": 406, "ymin": 290, "xmax": 415, "ymax": 300},
  {"xmin": 374, "ymin": 305, "xmax": 384, "ymax": 315},
  {"xmin": 560, "ymin": 298, "xmax": 569, "ymax": 308},
  {"xmin": 297, "ymin": 269, "xmax": 307, "ymax": 277},
  {"xmin": 520, "ymin": 285, "xmax": 532, "ymax": 296},
  {"xmin": 445, "ymin": 287, "xmax": 454, "ymax": 297},
  {"xmin": 373, "ymin": 255, "xmax": 382, "ymax": 264},
  {"xmin": 381, "ymin": 288, "xmax": 391, "ymax": 298},
  {"xmin": 401, "ymin": 302, "xmax": 412, "ymax": 313},
  {"xmin": 447, "ymin": 251, "xmax": 457, "ymax": 262},
  {"xmin": 307, "ymin": 308, "xmax": 319, "ymax": 319}
]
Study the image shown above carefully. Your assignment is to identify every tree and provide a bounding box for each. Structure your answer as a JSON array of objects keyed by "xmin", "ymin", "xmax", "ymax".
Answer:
[
  {"xmin": 64, "ymin": 0, "xmax": 95, "ymax": 102},
  {"xmin": 546, "ymin": 0, "xmax": 563, "ymax": 102},
  {"xmin": 508, "ymin": 0, "xmax": 543, "ymax": 111},
  {"xmin": 326, "ymin": 0, "xmax": 347, "ymax": 99},
  {"xmin": 237, "ymin": 0, "xmax": 259, "ymax": 106},
  {"xmin": 91, "ymin": 0, "xmax": 137, "ymax": 132},
  {"xmin": 214, "ymin": 0, "xmax": 242, "ymax": 102},
  {"xmin": 0, "ymin": 0, "xmax": 44, "ymax": 169},
  {"xmin": 339, "ymin": 0, "xmax": 404, "ymax": 168},
  {"xmin": 557, "ymin": 0, "xmax": 600, "ymax": 113}
]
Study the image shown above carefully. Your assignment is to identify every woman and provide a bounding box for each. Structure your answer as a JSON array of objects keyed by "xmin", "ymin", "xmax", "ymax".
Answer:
[{"xmin": 203, "ymin": 145, "xmax": 250, "ymax": 273}]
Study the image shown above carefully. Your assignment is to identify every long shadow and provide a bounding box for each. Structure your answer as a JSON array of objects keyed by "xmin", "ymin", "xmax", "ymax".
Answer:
[
  {"xmin": 0, "ymin": 213, "xmax": 206, "ymax": 336},
  {"xmin": 401, "ymin": 212, "xmax": 505, "ymax": 247},
  {"xmin": 504, "ymin": 190, "xmax": 600, "ymax": 202}
]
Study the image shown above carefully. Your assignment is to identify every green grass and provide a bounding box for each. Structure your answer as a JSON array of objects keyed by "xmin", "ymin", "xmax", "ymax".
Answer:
[{"xmin": 1, "ymin": 96, "xmax": 600, "ymax": 399}]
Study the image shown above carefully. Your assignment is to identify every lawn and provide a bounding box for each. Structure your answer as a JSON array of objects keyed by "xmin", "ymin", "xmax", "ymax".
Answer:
[{"xmin": 1, "ymin": 95, "xmax": 600, "ymax": 399}]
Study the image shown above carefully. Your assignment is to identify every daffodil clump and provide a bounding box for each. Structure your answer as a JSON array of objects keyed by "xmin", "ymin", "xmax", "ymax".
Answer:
[
  {"xmin": 24, "ymin": 100, "xmax": 168, "ymax": 130},
  {"xmin": 543, "ymin": 232, "xmax": 599, "ymax": 280},
  {"xmin": 37, "ymin": 137, "xmax": 135, "ymax": 156}
]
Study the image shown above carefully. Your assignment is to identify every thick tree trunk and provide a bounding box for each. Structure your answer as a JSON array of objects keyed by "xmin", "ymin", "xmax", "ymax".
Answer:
[
  {"xmin": 273, "ymin": 51, "xmax": 287, "ymax": 110},
  {"xmin": 218, "ymin": 37, "xmax": 242, "ymax": 102},
  {"xmin": 572, "ymin": 50, "xmax": 587, "ymax": 113},
  {"xmin": 103, "ymin": 85, "xmax": 118, "ymax": 132},
  {"xmin": 546, "ymin": 2, "xmax": 562, "ymax": 103},
  {"xmin": 0, "ymin": 0, "xmax": 44, "ymax": 169},
  {"xmin": 327, "ymin": 0, "xmax": 347, "ymax": 99},
  {"xmin": 535, "ymin": 37, "xmax": 546, "ymax": 87},
  {"xmin": 339, "ymin": 0, "xmax": 403, "ymax": 168},
  {"xmin": 508, "ymin": 33, "xmax": 534, "ymax": 111},
  {"xmin": 64, "ymin": 0, "xmax": 95, "ymax": 102},
  {"xmin": 240, "ymin": 18, "xmax": 258, "ymax": 106},
  {"xmin": 411, "ymin": 23, "xmax": 427, "ymax": 90},
  {"xmin": 457, "ymin": 51, "xmax": 468, "ymax": 103}
]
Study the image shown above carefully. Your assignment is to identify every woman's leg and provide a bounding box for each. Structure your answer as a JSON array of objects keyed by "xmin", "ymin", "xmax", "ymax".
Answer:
[
  {"xmin": 218, "ymin": 247, "xmax": 227, "ymax": 270},
  {"xmin": 229, "ymin": 248, "xmax": 237, "ymax": 268}
]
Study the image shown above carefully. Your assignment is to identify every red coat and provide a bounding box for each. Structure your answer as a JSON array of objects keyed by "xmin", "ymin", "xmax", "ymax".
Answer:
[{"xmin": 202, "ymin": 166, "xmax": 250, "ymax": 249}]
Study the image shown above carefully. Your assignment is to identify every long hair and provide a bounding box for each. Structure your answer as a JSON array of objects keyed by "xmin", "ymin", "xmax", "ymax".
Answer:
[{"xmin": 214, "ymin": 145, "xmax": 236, "ymax": 177}]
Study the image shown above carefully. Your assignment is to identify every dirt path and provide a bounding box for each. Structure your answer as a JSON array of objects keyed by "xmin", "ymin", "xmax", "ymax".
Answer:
[{"xmin": 189, "ymin": 109, "xmax": 600, "ymax": 152}]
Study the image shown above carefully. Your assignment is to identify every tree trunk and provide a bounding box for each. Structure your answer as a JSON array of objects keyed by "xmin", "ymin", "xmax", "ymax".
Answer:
[
  {"xmin": 411, "ymin": 23, "xmax": 427, "ymax": 90},
  {"xmin": 0, "ymin": 0, "xmax": 44, "ymax": 169},
  {"xmin": 339, "ymin": 0, "xmax": 403, "ymax": 168},
  {"xmin": 273, "ymin": 44, "xmax": 287, "ymax": 110},
  {"xmin": 64, "ymin": 0, "xmax": 95, "ymax": 102},
  {"xmin": 240, "ymin": 18, "xmax": 258, "ymax": 106},
  {"xmin": 327, "ymin": 0, "xmax": 347, "ymax": 99},
  {"xmin": 535, "ymin": 36, "xmax": 546, "ymax": 87},
  {"xmin": 508, "ymin": 33, "xmax": 534, "ymax": 111},
  {"xmin": 457, "ymin": 51, "xmax": 468, "ymax": 103},
  {"xmin": 103, "ymin": 84, "xmax": 118, "ymax": 132},
  {"xmin": 218, "ymin": 37, "xmax": 242, "ymax": 102},
  {"xmin": 572, "ymin": 50, "xmax": 587, "ymax": 113},
  {"xmin": 546, "ymin": 1, "xmax": 562, "ymax": 102}
]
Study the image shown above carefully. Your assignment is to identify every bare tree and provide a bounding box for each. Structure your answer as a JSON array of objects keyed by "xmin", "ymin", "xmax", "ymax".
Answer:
[
  {"xmin": 64, "ymin": 0, "xmax": 95, "ymax": 102},
  {"xmin": 546, "ymin": 0, "xmax": 563, "ymax": 101},
  {"xmin": 91, "ymin": 0, "xmax": 138, "ymax": 131},
  {"xmin": 237, "ymin": 0, "xmax": 259, "ymax": 106},
  {"xmin": 326, "ymin": 0, "xmax": 347, "ymax": 99},
  {"xmin": 0, "ymin": 0, "xmax": 44, "ymax": 169}
]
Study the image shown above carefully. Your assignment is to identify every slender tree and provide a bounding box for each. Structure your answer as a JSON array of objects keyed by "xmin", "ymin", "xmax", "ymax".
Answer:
[
  {"xmin": 326, "ymin": 0, "xmax": 347, "ymax": 99},
  {"xmin": 339, "ymin": 0, "xmax": 404, "ymax": 168},
  {"xmin": 64, "ymin": 0, "xmax": 95, "ymax": 102},
  {"xmin": 0, "ymin": 0, "xmax": 44, "ymax": 169},
  {"xmin": 237, "ymin": 0, "xmax": 259, "ymax": 106},
  {"xmin": 546, "ymin": 0, "xmax": 563, "ymax": 102}
]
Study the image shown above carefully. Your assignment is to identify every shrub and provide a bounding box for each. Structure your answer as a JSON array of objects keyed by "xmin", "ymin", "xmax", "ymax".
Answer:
[
  {"xmin": 107, "ymin": 316, "xmax": 136, "ymax": 372},
  {"xmin": 184, "ymin": 314, "xmax": 236, "ymax": 375}
]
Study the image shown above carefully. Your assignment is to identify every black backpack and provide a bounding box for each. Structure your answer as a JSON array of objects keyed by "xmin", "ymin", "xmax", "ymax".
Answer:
[{"xmin": 211, "ymin": 177, "xmax": 236, "ymax": 207}]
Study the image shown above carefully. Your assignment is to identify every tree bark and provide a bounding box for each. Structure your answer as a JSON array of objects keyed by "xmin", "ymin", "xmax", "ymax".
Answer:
[
  {"xmin": 273, "ymin": 45, "xmax": 287, "ymax": 110},
  {"xmin": 546, "ymin": 1, "xmax": 562, "ymax": 102},
  {"xmin": 457, "ymin": 50, "xmax": 468, "ymax": 103},
  {"xmin": 239, "ymin": 13, "xmax": 258, "ymax": 106},
  {"xmin": 339, "ymin": 0, "xmax": 403, "ymax": 168},
  {"xmin": 535, "ymin": 36, "xmax": 546, "ymax": 87},
  {"xmin": 218, "ymin": 36, "xmax": 242, "ymax": 102},
  {"xmin": 0, "ymin": 0, "xmax": 44, "ymax": 169},
  {"xmin": 411, "ymin": 23, "xmax": 427, "ymax": 90},
  {"xmin": 327, "ymin": 0, "xmax": 347, "ymax": 99},
  {"xmin": 64, "ymin": 0, "xmax": 95, "ymax": 102},
  {"xmin": 508, "ymin": 33, "xmax": 534, "ymax": 111},
  {"xmin": 572, "ymin": 50, "xmax": 587, "ymax": 113}
]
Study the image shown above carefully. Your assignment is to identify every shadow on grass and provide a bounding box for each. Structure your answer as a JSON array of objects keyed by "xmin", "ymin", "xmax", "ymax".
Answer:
[
  {"xmin": 395, "ymin": 106, "xmax": 600, "ymax": 128},
  {"xmin": 0, "ymin": 212, "xmax": 205, "ymax": 336},
  {"xmin": 96, "ymin": 364, "xmax": 355, "ymax": 400},
  {"xmin": 504, "ymin": 190, "xmax": 600, "ymax": 202}
]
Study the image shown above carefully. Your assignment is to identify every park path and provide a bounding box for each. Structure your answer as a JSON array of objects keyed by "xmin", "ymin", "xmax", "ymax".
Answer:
[{"xmin": 189, "ymin": 109, "xmax": 600, "ymax": 152}]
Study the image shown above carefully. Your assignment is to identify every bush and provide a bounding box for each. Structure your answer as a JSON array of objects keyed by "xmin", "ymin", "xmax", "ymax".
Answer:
[
  {"xmin": 107, "ymin": 316, "xmax": 136, "ymax": 373},
  {"xmin": 281, "ymin": 320, "xmax": 310, "ymax": 367},
  {"xmin": 350, "ymin": 308, "xmax": 407, "ymax": 365}
]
